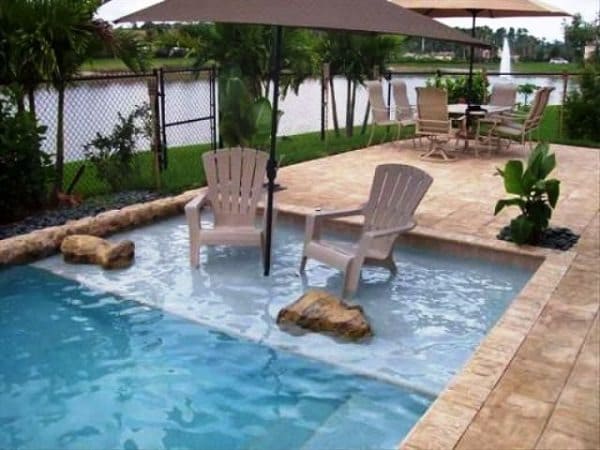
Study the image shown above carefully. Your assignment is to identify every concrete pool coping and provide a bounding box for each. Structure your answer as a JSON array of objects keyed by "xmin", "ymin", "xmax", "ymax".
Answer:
[{"xmin": 1, "ymin": 141, "xmax": 598, "ymax": 449}]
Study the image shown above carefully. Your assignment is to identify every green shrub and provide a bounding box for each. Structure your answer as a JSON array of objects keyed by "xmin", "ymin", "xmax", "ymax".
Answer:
[
  {"xmin": 494, "ymin": 143, "xmax": 560, "ymax": 245},
  {"xmin": 84, "ymin": 104, "xmax": 151, "ymax": 192},
  {"xmin": 426, "ymin": 71, "xmax": 489, "ymax": 104},
  {"xmin": 0, "ymin": 90, "xmax": 49, "ymax": 223},
  {"xmin": 517, "ymin": 82, "xmax": 538, "ymax": 107},
  {"xmin": 564, "ymin": 64, "xmax": 600, "ymax": 142}
]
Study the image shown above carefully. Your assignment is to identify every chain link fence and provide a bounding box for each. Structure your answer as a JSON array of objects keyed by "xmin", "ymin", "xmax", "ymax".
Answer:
[{"xmin": 31, "ymin": 68, "xmax": 216, "ymax": 198}]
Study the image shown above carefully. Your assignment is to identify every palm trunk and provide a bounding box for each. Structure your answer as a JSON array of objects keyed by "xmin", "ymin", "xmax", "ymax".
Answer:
[
  {"xmin": 345, "ymin": 78, "xmax": 352, "ymax": 137},
  {"xmin": 329, "ymin": 77, "xmax": 340, "ymax": 136},
  {"xmin": 361, "ymin": 101, "xmax": 370, "ymax": 135},
  {"xmin": 27, "ymin": 87, "xmax": 36, "ymax": 119},
  {"xmin": 349, "ymin": 81, "xmax": 357, "ymax": 135},
  {"xmin": 54, "ymin": 83, "xmax": 65, "ymax": 196}
]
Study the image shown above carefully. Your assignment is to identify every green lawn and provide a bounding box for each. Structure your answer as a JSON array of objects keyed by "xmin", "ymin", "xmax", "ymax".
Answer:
[
  {"xmin": 389, "ymin": 60, "xmax": 582, "ymax": 74},
  {"xmin": 81, "ymin": 57, "xmax": 193, "ymax": 72},
  {"xmin": 65, "ymin": 107, "xmax": 597, "ymax": 199}
]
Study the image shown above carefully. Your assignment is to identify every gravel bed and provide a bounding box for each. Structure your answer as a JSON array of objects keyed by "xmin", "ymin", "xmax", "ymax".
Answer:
[
  {"xmin": 0, "ymin": 191, "xmax": 166, "ymax": 241},
  {"xmin": 497, "ymin": 226, "xmax": 580, "ymax": 251}
]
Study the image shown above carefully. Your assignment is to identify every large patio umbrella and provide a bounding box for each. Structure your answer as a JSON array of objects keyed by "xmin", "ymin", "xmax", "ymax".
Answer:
[
  {"xmin": 392, "ymin": 0, "xmax": 569, "ymax": 110},
  {"xmin": 116, "ymin": 0, "xmax": 487, "ymax": 276}
]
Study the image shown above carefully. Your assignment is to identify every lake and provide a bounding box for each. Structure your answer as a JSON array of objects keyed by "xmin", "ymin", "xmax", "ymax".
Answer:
[{"xmin": 34, "ymin": 74, "xmax": 573, "ymax": 162}]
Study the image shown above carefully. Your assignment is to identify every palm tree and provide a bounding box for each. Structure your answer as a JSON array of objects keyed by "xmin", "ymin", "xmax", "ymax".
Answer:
[
  {"xmin": 2, "ymin": 0, "xmax": 147, "ymax": 195},
  {"xmin": 319, "ymin": 32, "xmax": 399, "ymax": 137}
]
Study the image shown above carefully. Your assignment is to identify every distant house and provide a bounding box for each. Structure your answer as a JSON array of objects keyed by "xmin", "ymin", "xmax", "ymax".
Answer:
[{"xmin": 584, "ymin": 42, "xmax": 598, "ymax": 61}]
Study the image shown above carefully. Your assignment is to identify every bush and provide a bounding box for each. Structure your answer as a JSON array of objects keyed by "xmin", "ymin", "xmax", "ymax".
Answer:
[
  {"xmin": 494, "ymin": 143, "xmax": 560, "ymax": 245},
  {"xmin": 426, "ymin": 71, "xmax": 489, "ymax": 104},
  {"xmin": 564, "ymin": 64, "xmax": 600, "ymax": 142},
  {"xmin": 84, "ymin": 104, "xmax": 151, "ymax": 192},
  {"xmin": 0, "ymin": 90, "xmax": 49, "ymax": 223}
]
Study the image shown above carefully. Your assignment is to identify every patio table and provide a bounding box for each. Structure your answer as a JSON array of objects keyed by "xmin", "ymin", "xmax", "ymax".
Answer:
[{"xmin": 447, "ymin": 104, "xmax": 512, "ymax": 156}]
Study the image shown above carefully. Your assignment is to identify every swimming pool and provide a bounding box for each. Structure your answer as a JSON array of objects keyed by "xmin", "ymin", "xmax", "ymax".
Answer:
[{"xmin": 2, "ymin": 216, "xmax": 533, "ymax": 449}]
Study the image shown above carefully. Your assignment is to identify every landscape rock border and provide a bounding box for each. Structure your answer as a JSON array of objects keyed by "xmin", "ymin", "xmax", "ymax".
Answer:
[{"xmin": 0, "ymin": 189, "xmax": 201, "ymax": 266}]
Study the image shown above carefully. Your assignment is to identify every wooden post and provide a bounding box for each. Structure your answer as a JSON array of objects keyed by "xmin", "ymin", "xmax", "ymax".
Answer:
[
  {"xmin": 147, "ymin": 75, "xmax": 162, "ymax": 190},
  {"xmin": 559, "ymin": 72, "xmax": 568, "ymax": 138}
]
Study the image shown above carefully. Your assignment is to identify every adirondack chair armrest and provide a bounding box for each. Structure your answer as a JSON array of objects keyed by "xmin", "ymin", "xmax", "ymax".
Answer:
[
  {"xmin": 304, "ymin": 207, "xmax": 364, "ymax": 244},
  {"xmin": 363, "ymin": 221, "xmax": 416, "ymax": 239},
  {"xmin": 185, "ymin": 192, "xmax": 209, "ymax": 230}
]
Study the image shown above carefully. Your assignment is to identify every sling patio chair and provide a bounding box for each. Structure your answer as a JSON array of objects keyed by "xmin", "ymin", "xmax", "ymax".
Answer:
[
  {"xmin": 299, "ymin": 164, "xmax": 433, "ymax": 297},
  {"xmin": 415, "ymin": 87, "xmax": 466, "ymax": 162},
  {"xmin": 391, "ymin": 79, "xmax": 419, "ymax": 147},
  {"xmin": 478, "ymin": 87, "xmax": 554, "ymax": 155},
  {"xmin": 185, "ymin": 147, "xmax": 270, "ymax": 270},
  {"xmin": 365, "ymin": 80, "xmax": 401, "ymax": 147},
  {"xmin": 488, "ymin": 83, "xmax": 518, "ymax": 111}
]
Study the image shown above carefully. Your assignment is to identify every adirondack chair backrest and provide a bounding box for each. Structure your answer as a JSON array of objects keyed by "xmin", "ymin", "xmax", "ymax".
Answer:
[
  {"xmin": 362, "ymin": 164, "xmax": 433, "ymax": 254},
  {"xmin": 416, "ymin": 87, "xmax": 449, "ymax": 134},
  {"xmin": 391, "ymin": 79, "xmax": 413, "ymax": 121},
  {"xmin": 365, "ymin": 80, "xmax": 389, "ymax": 123},
  {"xmin": 489, "ymin": 83, "xmax": 517, "ymax": 108},
  {"xmin": 202, "ymin": 147, "xmax": 268, "ymax": 227}
]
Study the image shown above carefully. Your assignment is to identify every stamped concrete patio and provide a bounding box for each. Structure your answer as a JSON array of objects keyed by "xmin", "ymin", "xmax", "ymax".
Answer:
[{"xmin": 274, "ymin": 141, "xmax": 599, "ymax": 450}]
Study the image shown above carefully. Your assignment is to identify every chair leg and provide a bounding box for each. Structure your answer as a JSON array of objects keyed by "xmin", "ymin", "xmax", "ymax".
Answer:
[
  {"xmin": 342, "ymin": 260, "xmax": 362, "ymax": 298},
  {"xmin": 367, "ymin": 124, "xmax": 376, "ymax": 147},
  {"xmin": 299, "ymin": 255, "xmax": 308, "ymax": 273},
  {"xmin": 190, "ymin": 234, "xmax": 200, "ymax": 268}
]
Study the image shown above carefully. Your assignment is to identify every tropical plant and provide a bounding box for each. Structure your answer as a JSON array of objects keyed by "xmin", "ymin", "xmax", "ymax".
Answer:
[
  {"xmin": 564, "ymin": 63, "xmax": 600, "ymax": 143},
  {"xmin": 218, "ymin": 70, "xmax": 275, "ymax": 149},
  {"xmin": 517, "ymin": 82, "xmax": 537, "ymax": 107},
  {"xmin": 426, "ymin": 71, "xmax": 489, "ymax": 104},
  {"xmin": 84, "ymin": 104, "xmax": 151, "ymax": 192},
  {"xmin": 0, "ymin": 90, "xmax": 50, "ymax": 223},
  {"xmin": 1, "ymin": 0, "xmax": 148, "ymax": 197},
  {"xmin": 494, "ymin": 143, "xmax": 560, "ymax": 245}
]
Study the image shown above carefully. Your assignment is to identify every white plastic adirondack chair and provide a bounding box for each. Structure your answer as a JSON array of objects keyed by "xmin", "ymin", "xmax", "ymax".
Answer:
[
  {"xmin": 185, "ymin": 147, "xmax": 269, "ymax": 269},
  {"xmin": 299, "ymin": 164, "xmax": 433, "ymax": 297}
]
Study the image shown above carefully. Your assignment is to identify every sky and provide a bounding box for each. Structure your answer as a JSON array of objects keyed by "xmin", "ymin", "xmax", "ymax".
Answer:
[{"xmin": 99, "ymin": 0, "xmax": 599, "ymax": 42}]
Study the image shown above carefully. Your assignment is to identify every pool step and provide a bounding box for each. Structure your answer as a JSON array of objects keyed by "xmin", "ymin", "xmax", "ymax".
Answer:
[{"xmin": 300, "ymin": 393, "xmax": 419, "ymax": 450}]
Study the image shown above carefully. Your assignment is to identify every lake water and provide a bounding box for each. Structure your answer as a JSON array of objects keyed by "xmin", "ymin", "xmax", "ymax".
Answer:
[{"xmin": 34, "ymin": 74, "xmax": 573, "ymax": 162}]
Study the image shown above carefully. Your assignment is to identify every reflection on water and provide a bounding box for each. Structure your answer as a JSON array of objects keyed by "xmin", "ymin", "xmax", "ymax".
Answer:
[{"xmin": 35, "ymin": 74, "xmax": 573, "ymax": 162}]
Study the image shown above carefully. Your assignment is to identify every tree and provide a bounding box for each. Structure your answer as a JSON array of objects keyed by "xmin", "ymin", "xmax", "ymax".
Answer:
[
  {"xmin": 2, "ymin": 0, "xmax": 147, "ymax": 196},
  {"xmin": 564, "ymin": 14, "xmax": 598, "ymax": 62},
  {"xmin": 318, "ymin": 32, "xmax": 399, "ymax": 137}
]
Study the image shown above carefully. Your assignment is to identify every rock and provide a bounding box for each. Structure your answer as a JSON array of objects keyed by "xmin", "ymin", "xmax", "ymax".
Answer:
[
  {"xmin": 60, "ymin": 235, "xmax": 134, "ymax": 269},
  {"xmin": 276, "ymin": 290, "xmax": 372, "ymax": 340}
]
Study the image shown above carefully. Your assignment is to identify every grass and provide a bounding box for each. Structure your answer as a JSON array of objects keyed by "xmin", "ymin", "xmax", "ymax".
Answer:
[
  {"xmin": 389, "ymin": 60, "xmax": 582, "ymax": 74},
  {"xmin": 81, "ymin": 57, "xmax": 192, "ymax": 72},
  {"xmin": 82, "ymin": 58, "xmax": 582, "ymax": 75},
  {"xmin": 65, "ymin": 107, "xmax": 597, "ymax": 200}
]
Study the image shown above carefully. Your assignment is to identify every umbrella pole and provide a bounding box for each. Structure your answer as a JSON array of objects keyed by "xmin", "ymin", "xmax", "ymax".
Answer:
[
  {"xmin": 466, "ymin": 10, "xmax": 478, "ymax": 111},
  {"xmin": 264, "ymin": 25, "xmax": 283, "ymax": 276}
]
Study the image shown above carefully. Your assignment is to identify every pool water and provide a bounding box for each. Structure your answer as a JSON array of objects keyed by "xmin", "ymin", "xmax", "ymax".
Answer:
[
  {"xmin": 2, "ymin": 216, "xmax": 533, "ymax": 449},
  {"xmin": 0, "ymin": 266, "xmax": 430, "ymax": 450}
]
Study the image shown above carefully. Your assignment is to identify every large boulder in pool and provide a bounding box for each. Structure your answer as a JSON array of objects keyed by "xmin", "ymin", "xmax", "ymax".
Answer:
[
  {"xmin": 277, "ymin": 290, "xmax": 372, "ymax": 341},
  {"xmin": 60, "ymin": 235, "xmax": 134, "ymax": 269}
]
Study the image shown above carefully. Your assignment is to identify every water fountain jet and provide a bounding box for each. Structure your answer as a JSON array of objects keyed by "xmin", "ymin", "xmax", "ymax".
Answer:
[{"xmin": 499, "ymin": 37, "xmax": 512, "ymax": 78}]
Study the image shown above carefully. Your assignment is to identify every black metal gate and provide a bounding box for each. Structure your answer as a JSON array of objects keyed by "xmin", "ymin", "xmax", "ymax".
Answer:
[{"xmin": 155, "ymin": 67, "xmax": 217, "ymax": 171}]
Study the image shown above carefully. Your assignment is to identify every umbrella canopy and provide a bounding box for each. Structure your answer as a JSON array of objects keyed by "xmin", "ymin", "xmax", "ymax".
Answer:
[
  {"xmin": 116, "ymin": 0, "xmax": 487, "ymax": 46},
  {"xmin": 116, "ymin": 0, "xmax": 488, "ymax": 276},
  {"xmin": 391, "ymin": 0, "xmax": 569, "ymax": 18}
]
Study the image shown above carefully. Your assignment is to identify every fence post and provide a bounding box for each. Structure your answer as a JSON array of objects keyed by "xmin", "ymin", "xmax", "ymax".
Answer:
[
  {"xmin": 148, "ymin": 71, "xmax": 161, "ymax": 190},
  {"xmin": 210, "ymin": 65, "xmax": 218, "ymax": 150},
  {"xmin": 320, "ymin": 63, "xmax": 330, "ymax": 141},
  {"xmin": 559, "ymin": 72, "xmax": 568, "ymax": 138},
  {"xmin": 158, "ymin": 67, "xmax": 168, "ymax": 170}
]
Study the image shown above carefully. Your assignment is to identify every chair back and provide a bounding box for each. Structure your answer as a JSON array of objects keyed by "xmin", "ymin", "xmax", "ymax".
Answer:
[
  {"xmin": 525, "ymin": 87, "xmax": 553, "ymax": 131},
  {"xmin": 365, "ymin": 80, "xmax": 389, "ymax": 123},
  {"xmin": 202, "ymin": 147, "xmax": 268, "ymax": 227},
  {"xmin": 416, "ymin": 87, "xmax": 449, "ymax": 134},
  {"xmin": 391, "ymin": 79, "xmax": 413, "ymax": 121},
  {"xmin": 489, "ymin": 83, "xmax": 517, "ymax": 109},
  {"xmin": 362, "ymin": 164, "xmax": 433, "ymax": 253}
]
